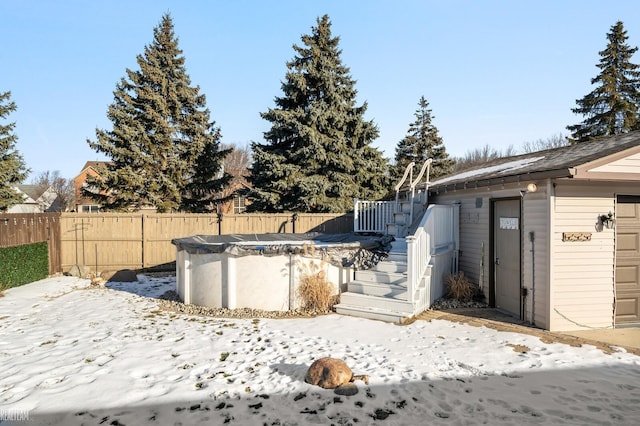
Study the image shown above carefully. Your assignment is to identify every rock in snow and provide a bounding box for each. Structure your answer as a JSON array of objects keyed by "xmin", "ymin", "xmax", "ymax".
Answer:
[{"xmin": 305, "ymin": 357, "xmax": 353, "ymax": 389}]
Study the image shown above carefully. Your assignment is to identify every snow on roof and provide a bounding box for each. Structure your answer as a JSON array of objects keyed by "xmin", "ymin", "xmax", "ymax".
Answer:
[{"xmin": 433, "ymin": 156, "xmax": 546, "ymax": 185}]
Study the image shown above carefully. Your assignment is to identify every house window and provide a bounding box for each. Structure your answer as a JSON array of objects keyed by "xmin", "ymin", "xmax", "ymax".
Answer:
[
  {"xmin": 233, "ymin": 195, "xmax": 246, "ymax": 214},
  {"xmin": 81, "ymin": 205, "xmax": 101, "ymax": 213}
]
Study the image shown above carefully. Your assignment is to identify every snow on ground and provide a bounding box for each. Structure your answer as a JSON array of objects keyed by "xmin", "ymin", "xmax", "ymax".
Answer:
[{"xmin": 1, "ymin": 275, "xmax": 639, "ymax": 425}]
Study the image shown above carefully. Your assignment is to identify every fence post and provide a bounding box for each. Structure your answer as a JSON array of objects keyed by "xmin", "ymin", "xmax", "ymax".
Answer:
[
  {"xmin": 46, "ymin": 218, "xmax": 52, "ymax": 275},
  {"xmin": 353, "ymin": 199, "xmax": 359, "ymax": 232},
  {"xmin": 406, "ymin": 235, "xmax": 415, "ymax": 306},
  {"xmin": 141, "ymin": 214, "xmax": 145, "ymax": 269}
]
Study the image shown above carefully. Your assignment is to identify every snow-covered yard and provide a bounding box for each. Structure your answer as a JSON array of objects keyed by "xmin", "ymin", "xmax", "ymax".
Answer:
[{"xmin": 1, "ymin": 275, "xmax": 639, "ymax": 425}]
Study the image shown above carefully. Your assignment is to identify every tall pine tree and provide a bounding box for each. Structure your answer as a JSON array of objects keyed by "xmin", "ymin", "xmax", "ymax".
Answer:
[
  {"xmin": 181, "ymin": 132, "xmax": 232, "ymax": 213},
  {"xmin": 248, "ymin": 15, "xmax": 388, "ymax": 213},
  {"xmin": 0, "ymin": 91, "xmax": 29, "ymax": 211},
  {"xmin": 86, "ymin": 14, "xmax": 230, "ymax": 212},
  {"xmin": 393, "ymin": 96, "xmax": 453, "ymax": 183},
  {"xmin": 567, "ymin": 21, "xmax": 640, "ymax": 142}
]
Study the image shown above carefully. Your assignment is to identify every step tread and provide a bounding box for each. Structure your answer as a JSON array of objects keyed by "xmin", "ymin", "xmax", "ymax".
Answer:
[
  {"xmin": 383, "ymin": 249, "xmax": 407, "ymax": 263},
  {"xmin": 378, "ymin": 258, "xmax": 407, "ymax": 265},
  {"xmin": 334, "ymin": 304, "xmax": 413, "ymax": 323},
  {"xmin": 335, "ymin": 302, "xmax": 410, "ymax": 314},
  {"xmin": 347, "ymin": 279, "xmax": 407, "ymax": 298},
  {"xmin": 387, "ymin": 254, "xmax": 407, "ymax": 259},
  {"xmin": 348, "ymin": 279, "xmax": 406, "ymax": 289},
  {"xmin": 340, "ymin": 291, "xmax": 411, "ymax": 304},
  {"xmin": 372, "ymin": 261, "xmax": 408, "ymax": 273},
  {"xmin": 355, "ymin": 269, "xmax": 407, "ymax": 285},
  {"xmin": 358, "ymin": 269, "xmax": 406, "ymax": 277}
]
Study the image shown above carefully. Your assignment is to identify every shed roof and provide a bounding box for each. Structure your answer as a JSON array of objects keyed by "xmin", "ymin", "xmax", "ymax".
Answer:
[{"xmin": 429, "ymin": 131, "xmax": 640, "ymax": 192}]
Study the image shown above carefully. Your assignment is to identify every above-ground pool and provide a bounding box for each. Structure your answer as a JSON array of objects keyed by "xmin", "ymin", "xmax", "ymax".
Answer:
[{"xmin": 171, "ymin": 233, "xmax": 390, "ymax": 311}]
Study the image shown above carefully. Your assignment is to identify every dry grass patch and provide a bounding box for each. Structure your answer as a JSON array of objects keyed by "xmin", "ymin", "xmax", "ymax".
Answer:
[
  {"xmin": 446, "ymin": 272, "xmax": 475, "ymax": 302},
  {"xmin": 297, "ymin": 263, "xmax": 334, "ymax": 312},
  {"xmin": 296, "ymin": 243, "xmax": 335, "ymax": 313}
]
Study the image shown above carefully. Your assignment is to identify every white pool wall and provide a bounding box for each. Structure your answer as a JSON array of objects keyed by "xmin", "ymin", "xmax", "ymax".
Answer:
[{"xmin": 176, "ymin": 248, "xmax": 352, "ymax": 311}]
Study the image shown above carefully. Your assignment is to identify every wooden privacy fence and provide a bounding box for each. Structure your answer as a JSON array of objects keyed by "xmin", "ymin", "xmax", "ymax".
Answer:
[
  {"xmin": 0, "ymin": 213, "xmax": 62, "ymax": 275},
  {"xmin": 59, "ymin": 212, "xmax": 353, "ymax": 273}
]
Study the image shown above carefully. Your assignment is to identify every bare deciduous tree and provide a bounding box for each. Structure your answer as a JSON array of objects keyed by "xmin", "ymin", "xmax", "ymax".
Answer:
[
  {"xmin": 31, "ymin": 170, "xmax": 74, "ymax": 212},
  {"xmin": 520, "ymin": 133, "xmax": 569, "ymax": 153},
  {"xmin": 219, "ymin": 143, "xmax": 251, "ymax": 211},
  {"xmin": 453, "ymin": 144, "xmax": 516, "ymax": 172}
]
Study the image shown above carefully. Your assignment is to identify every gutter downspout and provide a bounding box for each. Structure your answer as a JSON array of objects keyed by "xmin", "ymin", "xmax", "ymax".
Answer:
[{"xmin": 529, "ymin": 230, "xmax": 536, "ymax": 326}]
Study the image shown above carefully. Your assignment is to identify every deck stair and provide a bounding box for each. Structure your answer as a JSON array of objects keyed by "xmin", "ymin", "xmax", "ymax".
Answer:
[
  {"xmin": 343, "ymin": 159, "xmax": 459, "ymax": 323},
  {"xmin": 386, "ymin": 198, "xmax": 425, "ymax": 237},
  {"xmin": 335, "ymin": 238, "xmax": 431, "ymax": 323}
]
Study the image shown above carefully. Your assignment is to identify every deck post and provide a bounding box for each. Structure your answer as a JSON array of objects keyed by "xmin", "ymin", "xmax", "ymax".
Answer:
[{"xmin": 353, "ymin": 198, "xmax": 359, "ymax": 232}]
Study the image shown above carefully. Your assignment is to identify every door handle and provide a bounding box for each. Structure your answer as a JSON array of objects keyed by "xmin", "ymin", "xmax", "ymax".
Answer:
[{"xmin": 495, "ymin": 258, "xmax": 500, "ymax": 265}]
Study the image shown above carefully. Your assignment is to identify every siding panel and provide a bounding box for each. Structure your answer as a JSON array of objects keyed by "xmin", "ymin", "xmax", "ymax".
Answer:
[
  {"xmin": 432, "ymin": 182, "xmax": 550, "ymax": 329},
  {"xmin": 434, "ymin": 193, "xmax": 490, "ymax": 296},
  {"xmin": 550, "ymin": 182, "xmax": 616, "ymax": 330},
  {"xmin": 522, "ymin": 191, "xmax": 549, "ymax": 328},
  {"xmin": 589, "ymin": 152, "xmax": 640, "ymax": 173}
]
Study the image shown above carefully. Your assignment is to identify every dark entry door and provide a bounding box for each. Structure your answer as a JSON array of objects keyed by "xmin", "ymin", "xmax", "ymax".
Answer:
[
  {"xmin": 615, "ymin": 196, "xmax": 640, "ymax": 325},
  {"xmin": 494, "ymin": 199, "xmax": 521, "ymax": 317}
]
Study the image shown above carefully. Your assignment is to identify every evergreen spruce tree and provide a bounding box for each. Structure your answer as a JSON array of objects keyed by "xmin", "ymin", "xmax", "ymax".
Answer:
[
  {"xmin": 248, "ymin": 15, "xmax": 388, "ymax": 213},
  {"xmin": 0, "ymin": 91, "xmax": 29, "ymax": 211},
  {"xmin": 567, "ymin": 21, "xmax": 640, "ymax": 142},
  {"xmin": 181, "ymin": 133, "xmax": 233, "ymax": 213},
  {"xmin": 86, "ymin": 14, "xmax": 230, "ymax": 212},
  {"xmin": 393, "ymin": 96, "xmax": 453, "ymax": 183}
]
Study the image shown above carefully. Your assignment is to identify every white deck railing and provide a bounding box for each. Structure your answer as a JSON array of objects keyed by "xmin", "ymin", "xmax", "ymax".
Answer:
[
  {"xmin": 353, "ymin": 200, "xmax": 396, "ymax": 233},
  {"xmin": 353, "ymin": 157, "xmax": 458, "ymax": 317},
  {"xmin": 409, "ymin": 159, "xmax": 432, "ymax": 203},
  {"xmin": 393, "ymin": 161, "xmax": 415, "ymax": 201},
  {"xmin": 354, "ymin": 160, "xmax": 432, "ymax": 234},
  {"xmin": 406, "ymin": 203, "xmax": 459, "ymax": 314}
]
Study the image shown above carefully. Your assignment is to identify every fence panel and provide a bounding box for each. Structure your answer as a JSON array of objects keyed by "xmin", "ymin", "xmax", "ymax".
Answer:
[
  {"xmin": 297, "ymin": 213, "xmax": 353, "ymax": 233},
  {"xmin": 48, "ymin": 216, "xmax": 62, "ymax": 275},
  {"xmin": 0, "ymin": 213, "xmax": 62, "ymax": 274},
  {"xmin": 143, "ymin": 214, "xmax": 220, "ymax": 268},
  {"xmin": 219, "ymin": 213, "xmax": 353, "ymax": 235},
  {"xmin": 0, "ymin": 213, "xmax": 56, "ymax": 247},
  {"xmin": 221, "ymin": 214, "xmax": 292, "ymax": 234},
  {"xmin": 59, "ymin": 214, "xmax": 143, "ymax": 272},
  {"xmin": 55, "ymin": 212, "xmax": 352, "ymax": 273}
]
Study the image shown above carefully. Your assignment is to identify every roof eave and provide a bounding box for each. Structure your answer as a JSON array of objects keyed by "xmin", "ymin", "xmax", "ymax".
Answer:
[{"xmin": 428, "ymin": 168, "xmax": 574, "ymax": 194}]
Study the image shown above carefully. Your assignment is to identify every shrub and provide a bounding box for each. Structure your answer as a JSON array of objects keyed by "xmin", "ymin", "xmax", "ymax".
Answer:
[
  {"xmin": 296, "ymin": 243, "xmax": 335, "ymax": 313},
  {"xmin": 446, "ymin": 271, "xmax": 475, "ymax": 302},
  {"xmin": 0, "ymin": 242, "xmax": 49, "ymax": 291}
]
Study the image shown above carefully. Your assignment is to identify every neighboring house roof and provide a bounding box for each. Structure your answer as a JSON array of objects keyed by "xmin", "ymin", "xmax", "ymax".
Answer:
[
  {"xmin": 16, "ymin": 184, "xmax": 46, "ymax": 201},
  {"xmin": 74, "ymin": 161, "xmax": 113, "ymax": 207},
  {"xmin": 8, "ymin": 185, "xmax": 58, "ymax": 213},
  {"xmin": 75, "ymin": 161, "xmax": 111, "ymax": 180},
  {"xmin": 429, "ymin": 131, "xmax": 640, "ymax": 192}
]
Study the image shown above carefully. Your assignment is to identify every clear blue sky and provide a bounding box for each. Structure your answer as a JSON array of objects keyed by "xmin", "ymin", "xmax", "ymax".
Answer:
[{"xmin": 3, "ymin": 0, "xmax": 640, "ymax": 180}]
